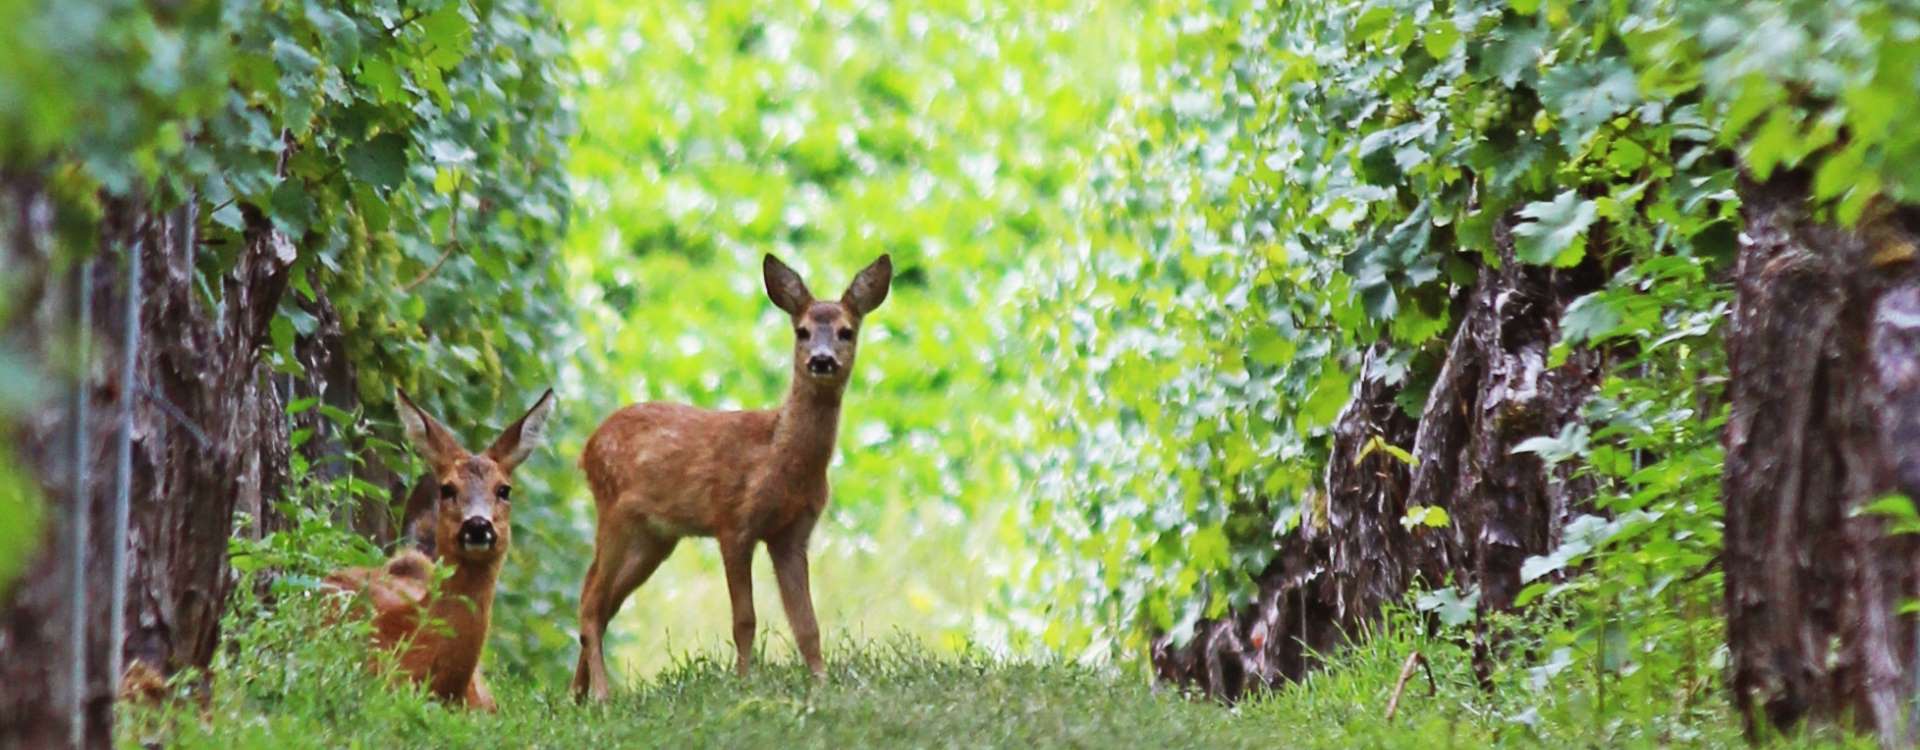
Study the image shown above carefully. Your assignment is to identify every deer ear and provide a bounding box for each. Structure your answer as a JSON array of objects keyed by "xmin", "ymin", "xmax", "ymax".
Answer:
[
  {"xmin": 485, "ymin": 388, "xmax": 555, "ymax": 474},
  {"xmin": 396, "ymin": 388, "xmax": 466, "ymax": 473},
  {"xmin": 763, "ymin": 254, "xmax": 813, "ymax": 315},
  {"xmin": 842, "ymin": 254, "xmax": 892, "ymax": 316}
]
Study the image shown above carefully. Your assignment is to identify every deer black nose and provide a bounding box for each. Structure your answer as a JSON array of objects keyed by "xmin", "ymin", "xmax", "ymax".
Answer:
[
  {"xmin": 458, "ymin": 517, "xmax": 496, "ymax": 549},
  {"xmin": 807, "ymin": 354, "xmax": 840, "ymax": 375}
]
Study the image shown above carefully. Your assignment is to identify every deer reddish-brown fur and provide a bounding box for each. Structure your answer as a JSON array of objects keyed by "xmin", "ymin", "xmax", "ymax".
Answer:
[
  {"xmin": 572, "ymin": 253, "xmax": 891, "ymax": 700},
  {"xmin": 322, "ymin": 387, "xmax": 554, "ymax": 711}
]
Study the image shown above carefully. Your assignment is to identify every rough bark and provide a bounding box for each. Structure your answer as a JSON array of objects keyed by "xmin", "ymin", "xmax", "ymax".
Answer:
[
  {"xmin": 1152, "ymin": 221, "xmax": 1605, "ymax": 700},
  {"xmin": 120, "ymin": 204, "xmax": 295, "ymax": 699},
  {"xmin": 1722, "ymin": 176, "xmax": 1920, "ymax": 744},
  {"xmin": 0, "ymin": 180, "xmax": 295, "ymax": 748}
]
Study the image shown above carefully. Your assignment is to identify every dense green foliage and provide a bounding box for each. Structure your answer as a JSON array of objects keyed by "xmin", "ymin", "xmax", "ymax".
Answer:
[
  {"xmin": 1024, "ymin": 0, "xmax": 1730, "ymax": 663},
  {"xmin": 0, "ymin": 0, "xmax": 573, "ymax": 421},
  {"xmin": 1022, "ymin": 0, "xmax": 1920, "ymax": 736}
]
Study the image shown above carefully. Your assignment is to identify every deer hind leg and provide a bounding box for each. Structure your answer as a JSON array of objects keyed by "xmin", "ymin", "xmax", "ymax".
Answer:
[
  {"xmin": 465, "ymin": 665, "xmax": 497, "ymax": 712},
  {"xmin": 719, "ymin": 533, "xmax": 758, "ymax": 677},
  {"xmin": 571, "ymin": 556, "xmax": 603, "ymax": 700},
  {"xmin": 769, "ymin": 515, "xmax": 824, "ymax": 677},
  {"xmin": 573, "ymin": 527, "xmax": 678, "ymax": 701}
]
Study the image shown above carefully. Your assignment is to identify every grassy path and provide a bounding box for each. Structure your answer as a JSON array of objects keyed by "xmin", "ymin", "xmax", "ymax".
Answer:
[
  {"xmin": 123, "ymin": 605, "xmax": 1826, "ymax": 750},
  {"xmin": 135, "ymin": 646, "xmax": 1411, "ymax": 749}
]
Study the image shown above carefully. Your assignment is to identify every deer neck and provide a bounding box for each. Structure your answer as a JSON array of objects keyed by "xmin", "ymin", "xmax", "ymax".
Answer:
[
  {"xmin": 421, "ymin": 557, "xmax": 499, "ymax": 698},
  {"xmin": 770, "ymin": 374, "xmax": 844, "ymax": 481}
]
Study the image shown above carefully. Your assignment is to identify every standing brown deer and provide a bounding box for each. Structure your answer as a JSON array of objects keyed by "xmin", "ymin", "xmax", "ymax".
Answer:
[
  {"xmin": 572, "ymin": 253, "xmax": 892, "ymax": 700},
  {"xmin": 322, "ymin": 387, "xmax": 554, "ymax": 711}
]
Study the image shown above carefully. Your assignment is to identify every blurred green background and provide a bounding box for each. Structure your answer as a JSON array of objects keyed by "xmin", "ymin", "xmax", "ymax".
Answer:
[{"xmin": 523, "ymin": 0, "xmax": 1144, "ymax": 677}]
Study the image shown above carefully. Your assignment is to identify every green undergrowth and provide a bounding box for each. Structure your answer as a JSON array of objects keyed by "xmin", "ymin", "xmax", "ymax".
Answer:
[{"xmin": 119, "ymin": 596, "xmax": 1863, "ymax": 749}]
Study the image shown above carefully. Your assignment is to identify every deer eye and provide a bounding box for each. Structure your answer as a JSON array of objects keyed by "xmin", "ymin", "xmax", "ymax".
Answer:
[
  {"xmin": 439, "ymin": 483, "xmax": 456, "ymax": 500},
  {"xmin": 796, "ymin": 327, "xmax": 811, "ymax": 341},
  {"xmin": 837, "ymin": 327, "xmax": 854, "ymax": 342},
  {"xmin": 495, "ymin": 485, "xmax": 512, "ymax": 500}
]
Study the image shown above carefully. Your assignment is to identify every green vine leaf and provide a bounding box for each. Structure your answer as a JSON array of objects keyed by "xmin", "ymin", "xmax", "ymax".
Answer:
[
  {"xmin": 345, "ymin": 133, "xmax": 409, "ymax": 189},
  {"xmin": 1512, "ymin": 190, "xmax": 1598, "ymax": 267},
  {"xmin": 1538, "ymin": 58, "xmax": 1638, "ymax": 149}
]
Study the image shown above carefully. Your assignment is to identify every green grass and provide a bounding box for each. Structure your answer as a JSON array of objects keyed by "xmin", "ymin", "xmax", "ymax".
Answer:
[
  {"xmin": 120, "ymin": 598, "xmax": 1867, "ymax": 749},
  {"xmin": 596, "ymin": 502, "xmax": 1006, "ymax": 678}
]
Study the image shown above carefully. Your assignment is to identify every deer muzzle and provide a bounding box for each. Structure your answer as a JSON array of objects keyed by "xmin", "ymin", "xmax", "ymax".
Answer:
[{"xmin": 458, "ymin": 517, "xmax": 498, "ymax": 551}]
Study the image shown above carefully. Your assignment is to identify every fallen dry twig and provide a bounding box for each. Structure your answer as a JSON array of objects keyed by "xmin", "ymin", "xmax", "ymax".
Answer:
[{"xmin": 1384, "ymin": 651, "xmax": 1437, "ymax": 721}]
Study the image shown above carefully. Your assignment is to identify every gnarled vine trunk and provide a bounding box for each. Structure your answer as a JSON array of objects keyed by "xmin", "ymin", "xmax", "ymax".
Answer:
[
  {"xmin": 119, "ymin": 205, "xmax": 295, "ymax": 699},
  {"xmin": 0, "ymin": 182, "xmax": 295, "ymax": 748},
  {"xmin": 1722, "ymin": 176, "xmax": 1920, "ymax": 744},
  {"xmin": 1153, "ymin": 221, "xmax": 1605, "ymax": 700}
]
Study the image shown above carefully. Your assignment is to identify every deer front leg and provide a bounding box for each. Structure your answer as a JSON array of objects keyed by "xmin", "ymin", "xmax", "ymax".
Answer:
[
  {"xmin": 769, "ymin": 515, "xmax": 824, "ymax": 677},
  {"xmin": 719, "ymin": 534, "xmax": 758, "ymax": 677}
]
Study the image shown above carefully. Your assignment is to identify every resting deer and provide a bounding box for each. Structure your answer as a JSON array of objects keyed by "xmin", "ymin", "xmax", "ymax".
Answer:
[
  {"xmin": 572, "ymin": 253, "xmax": 892, "ymax": 700},
  {"xmin": 322, "ymin": 387, "xmax": 554, "ymax": 711}
]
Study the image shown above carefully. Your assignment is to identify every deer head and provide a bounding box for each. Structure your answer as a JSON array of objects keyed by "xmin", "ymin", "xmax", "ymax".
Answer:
[
  {"xmin": 394, "ymin": 388, "xmax": 555, "ymax": 565},
  {"xmin": 763, "ymin": 253, "xmax": 892, "ymax": 384}
]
